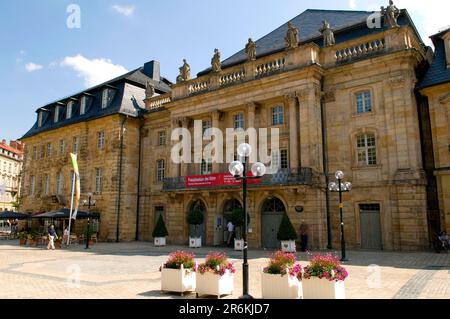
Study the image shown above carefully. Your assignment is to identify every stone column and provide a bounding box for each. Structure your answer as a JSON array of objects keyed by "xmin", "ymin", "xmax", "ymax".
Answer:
[
  {"xmin": 170, "ymin": 117, "xmax": 181, "ymax": 178},
  {"xmin": 247, "ymin": 103, "xmax": 257, "ymax": 163},
  {"xmin": 286, "ymin": 94, "xmax": 299, "ymax": 171},
  {"xmin": 180, "ymin": 117, "xmax": 191, "ymax": 176},
  {"xmin": 211, "ymin": 110, "xmax": 221, "ymax": 173}
]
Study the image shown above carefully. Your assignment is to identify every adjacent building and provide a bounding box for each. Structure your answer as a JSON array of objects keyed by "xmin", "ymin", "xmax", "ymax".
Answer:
[
  {"xmin": 0, "ymin": 140, "xmax": 24, "ymax": 211},
  {"xmin": 19, "ymin": 3, "xmax": 449, "ymax": 250}
]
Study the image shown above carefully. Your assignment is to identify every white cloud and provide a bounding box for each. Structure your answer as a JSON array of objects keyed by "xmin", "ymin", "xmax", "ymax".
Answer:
[
  {"xmin": 112, "ymin": 4, "xmax": 135, "ymax": 16},
  {"xmin": 25, "ymin": 62, "xmax": 43, "ymax": 72},
  {"xmin": 348, "ymin": 0, "xmax": 357, "ymax": 9},
  {"xmin": 61, "ymin": 54, "xmax": 128, "ymax": 87}
]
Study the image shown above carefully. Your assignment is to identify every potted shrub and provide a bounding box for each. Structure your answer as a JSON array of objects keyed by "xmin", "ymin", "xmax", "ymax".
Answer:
[
  {"xmin": 302, "ymin": 253, "xmax": 348, "ymax": 299},
  {"xmin": 187, "ymin": 205, "xmax": 204, "ymax": 248},
  {"xmin": 54, "ymin": 235, "xmax": 63, "ymax": 249},
  {"xmin": 261, "ymin": 251, "xmax": 302, "ymax": 299},
  {"xmin": 152, "ymin": 215, "xmax": 169, "ymax": 247},
  {"xmin": 195, "ymin": 252, "xmax": 235, "ymax": 298},
  {"xmin": 18, "ymin": 231, "xmax": 28, "ymax": 246},
  {"xmin": 277, "ymin": 213, "xmax": 298, "ymax": 253},
  {"xmin": 28, "ymin": 230, "xmax": 38, "ymax": 247},
  {"xmin": 160, "ymin": 251, "xmax": 196, "ymax": 296},
  {"xmin": 231, "ymin": 208, "xmax": 250, "ymax": 251}
]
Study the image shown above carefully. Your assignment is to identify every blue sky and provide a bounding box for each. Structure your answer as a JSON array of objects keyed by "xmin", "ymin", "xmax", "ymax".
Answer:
[{"xmin": 0, "ymin": 0, "xmax": 448, "ymax": 142}]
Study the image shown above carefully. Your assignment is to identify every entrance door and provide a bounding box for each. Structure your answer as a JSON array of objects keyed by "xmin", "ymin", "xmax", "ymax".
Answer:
[
  {"xmin": 359, "ymin": 204, "xmax": 382, "ymax": 250},
  {"xmin": 261, "ymin": 198, "xmax": 286, "ymax": 249},
  {"xmin": 222, "ymin": 199, "xmax": 242, "ymax": 244}
]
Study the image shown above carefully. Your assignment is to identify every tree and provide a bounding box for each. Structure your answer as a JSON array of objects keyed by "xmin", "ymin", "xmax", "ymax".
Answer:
[
  {"xmin": 277, "ymin": 213, "xmax": 298, "ymax": 241},
  {"xmin": 187, "ymin": 203, "xmax": 204, "ymax": 237},
  {"xmin": 152, "ymin": 215, "xmax": 169, "ymax": 238},
  {"xmin": 231, "ymin": 208, "xmax": 250, "ymax": 239}
]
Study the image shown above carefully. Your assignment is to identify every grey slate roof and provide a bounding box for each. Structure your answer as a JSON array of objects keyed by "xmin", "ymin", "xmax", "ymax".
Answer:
[
  {"xmin": 198, "ymin": 9, "xmax": 422, "ymax": 76},
  {"xmin": 418, "ymin": 29, "xmax": 450, "ymax": 89},
  {"xmin": 21, "ymin": 67, "xmax": 172, "ymax": 140}
]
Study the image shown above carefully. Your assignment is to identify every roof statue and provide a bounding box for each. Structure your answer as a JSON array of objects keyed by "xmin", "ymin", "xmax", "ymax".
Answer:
[
  {"xmin": 176, "ymin": 59, "xmax": 191, "ymax": 83},
  {"xmin": 381, "ymin": 0, "xmax": 400, "ymax": 28},
  {"xmin": 245, "ymin": 38, "xmax": 257, "ymax": 61},
  {"xmin": 319, "ymin": 20, "xmax": 335, "ymax": 47},
  {"xmin": 285, "ymin": 22, "xmax": 299, "ymax": 49},
  {"xmin": 211, "ymin": 48, "xmax": 222, "ymax": 73}
]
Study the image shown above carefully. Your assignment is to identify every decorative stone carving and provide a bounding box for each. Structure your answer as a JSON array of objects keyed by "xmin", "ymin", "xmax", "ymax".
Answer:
[
  {"xmin": 319, "ymin": 20, "xmax": 335, "ymax": 47},
  {"xmin": 285, "ymin": 22, "xmax": 299, "ymax": 49},
  {"xmin": 176, "ymin": 59, "xmax": 191, "ymax": 83},
  {"xmin": 245, "ymin": 38, "xmax": 257, "ymax": 61},
  {"xmin": 211, "ymin": 48, "xmax": 222, "ymax": 73},
  {"xmin": 381, "ymin": 0, "xmax": 400, "ymax": 29},
  {"xmin": 322, "ymin": 91, "xmax": 336, "ymax": 103},
  {"xmin": 145, "ymin": 81, "xmax": 155, "ymax": 99}
]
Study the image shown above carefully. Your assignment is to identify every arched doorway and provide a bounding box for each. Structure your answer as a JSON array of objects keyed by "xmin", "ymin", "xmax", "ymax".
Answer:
[
  {"xmin": 188, "ymin": 200, "xmax": 207, "ymax": 245},
  {"xmin": 261, "ymin": 197, "xmax": 286, "ymax": 249},
  {"xmin": 222, "ymin": 199, "xmax": 242, "ymax": 245}
]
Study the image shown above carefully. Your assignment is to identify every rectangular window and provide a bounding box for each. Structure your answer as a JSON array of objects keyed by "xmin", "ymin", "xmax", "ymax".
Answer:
[
  {"xmin": 357, "ymin": 134, "xmax": 377, "ymax": 166},
  {"xmin": 280, "ymin": 149, "xmax": 289, "ymax": 169},
  {"xmin": 38, "ymin": 112, "xmax": 43, "ymax": 127},
  {"xmin": 66, "ymin": 101, "xmax": 73, "ymax": 119},
  {"xmin": 80, "ymin": 96, "xmax": 86, "ymax": 115},
  {"xmin": 95, "ymin": 168, "xmax": 103, "ymax": 193},
  {"xmin": 44, "ymin": 174, "xmax": 50, "ymax": 195},
  {"xmin": 8, "ymin": 163, "xmax": 11, "ymax": 173},
  {"xmin": 102, "ymin": 89, "xmax": 109, "ymax": 109},
  {"xmin": 202, "ymin": 120, "xmax": 212, "ymax": 138},
  {"xmin": 59, "ymin": 139, "xmax": 65, "ymax": 155},
  {"xmin": 46, "ymin": 143, "xmax": 52, "ymax": 157},
  {"xmin": 32, "ymin": 146, "xmax": 37, "ymax": 160},
  {"xmin": 234, "ymin": 113, "xmax": 245, "ymax": 130},
  {"xmin": 30, "ymin": 175, "xmax": 35, "ymax": 196},
  {"xmin": 272, "ymin": 106, "xmax": 284, "ymax": 126},
  {"xmin": 356, "ymin": 91, "xmax": 372, "ymax": 114},
  {"xmin": 56, "ymin": 172, "xmax": 64, "ymax": 195},
  {"xmin": 158, "ymin": 131, "xmax": 166, "ymax": 146},
  {"xmin": 201, "ymin": 159, "xmax": 213, "ymax": 175},
  {"xmin": 97, "ymin": 131, "xmax": 105, "ymax": 149},
  {"xmin": 54, "ymin": 106, "xmax": 60, "ymax": 123},
  {"xmin": 40, "ymin": 145, "xmax": 45, "ymax": 159},
  {"xmin": 72, "ymin": 136, "xmax": 79, "ymax": 154},
  {"xmin": 156, "ymin": 159, "xmax": 165, "ymax": 182}
]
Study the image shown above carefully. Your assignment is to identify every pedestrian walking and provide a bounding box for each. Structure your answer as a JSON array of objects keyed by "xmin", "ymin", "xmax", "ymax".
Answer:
[
  {"xmin": 226, "ymin": 220, "xmax": 235, "ymax": 246},
  {"xmin": 47, "ymin": 225, "xmax": 58, "ymax": 250}
]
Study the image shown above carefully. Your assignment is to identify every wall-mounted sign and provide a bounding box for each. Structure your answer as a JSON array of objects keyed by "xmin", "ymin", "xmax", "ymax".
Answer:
[{"xmin": 185, "ymin": 173, "xmax": 261, "ymax": 189}]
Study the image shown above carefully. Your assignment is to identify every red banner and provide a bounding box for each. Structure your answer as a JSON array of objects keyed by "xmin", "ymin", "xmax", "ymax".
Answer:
[{"xmin": 185, "ymin": 173, "xmax": 261, "ymax": 188}]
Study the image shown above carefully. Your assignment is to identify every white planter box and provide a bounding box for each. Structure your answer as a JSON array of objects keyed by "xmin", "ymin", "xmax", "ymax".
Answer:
[
  {"xmin": 261, "ymin": 272, "xmax": 302, "ymax": 299},
  {"xmin": 196, "ymin": 270, "xmax": 234, "ymax": 298},
  {"xmin": 161, "ymin": 266, "xmax": 196, "ymax": 296},
  {"xmin": 302, "ymin": 277, "xmax": 346, "ymax": 299},
  {"xmin": 189, "ymin": 237, "xmax": 202, "ymax": 248},
  {"xmin": 281, "ymin": 240, "xmax": 296, "ymax": 253},
  {"xmin": 234, "ymin": 239, "xmax": 244, "ymax": 251},
  {"xmin": 154, "ymin": 237, "xmax": 166, "ymax": 247}
]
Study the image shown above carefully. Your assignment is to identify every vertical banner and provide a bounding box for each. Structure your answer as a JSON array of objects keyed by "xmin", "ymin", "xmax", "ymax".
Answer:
[{"xmin": 70, "ymin": 153, "xmax": 80, "ymax": 220}]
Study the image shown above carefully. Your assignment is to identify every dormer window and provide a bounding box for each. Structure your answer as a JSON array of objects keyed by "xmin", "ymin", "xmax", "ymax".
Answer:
[
  {"xmin": 54, "ymin": 105, "xmax": 60, "ymax": 123},
  {"xmin": 80, "ymin": 96, "xmax": 86, "ymax": 115},
  {"xmin": 37, "ymin": 112, "xmax": 43, "ymax": 127},
  {"xmin": 66, "ymin": 101, "xmax": 73, "ymax": 119},
  {"xmin": 102, "ymin": 89, "xmax": 109, "ymax": 109}
]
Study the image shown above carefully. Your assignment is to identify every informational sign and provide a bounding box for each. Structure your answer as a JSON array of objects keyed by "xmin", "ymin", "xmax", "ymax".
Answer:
[{"xmin": 185, "ymin": 173, "xmax": 261, "ymax": 189}]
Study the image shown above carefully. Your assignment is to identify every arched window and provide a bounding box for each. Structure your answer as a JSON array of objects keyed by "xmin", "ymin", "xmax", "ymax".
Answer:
[
  {"xmin": 261, "ymin": 197, "xmax": 286, "ymax": 213},
  {"xmin": 357, "ymin": 133, "xmax": 377, "ymax": 166}
]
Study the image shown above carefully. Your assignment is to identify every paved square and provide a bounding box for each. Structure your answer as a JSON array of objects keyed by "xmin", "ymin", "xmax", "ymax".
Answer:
[{"xmin": 1, "ymin": 241, "xmax": 449, "ymax": 299}]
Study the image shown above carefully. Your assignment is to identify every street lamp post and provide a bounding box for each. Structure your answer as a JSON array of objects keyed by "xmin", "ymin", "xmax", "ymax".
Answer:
[
  {"xmin": 328, "ymin": 171, "xmax": 352, "ymax": 262},
  {"xmin": 82, "ymin": 193, "xmax": 96, "ymax": 249},
  {"xmin": 229, "ymin": 143, "xmax": 267, "ymax": 299}
]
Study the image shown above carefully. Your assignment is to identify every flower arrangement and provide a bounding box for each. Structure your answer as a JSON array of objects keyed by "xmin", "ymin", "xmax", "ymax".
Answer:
[
  {"xmin": 263, "ymin": 251, "xmax": 302, "ymax": 280},
  {"xmin": 303, "ymin": 253, "xmax": 348, "ymax": 282},
  {"xmin": 196, "ymin": 252, "xmax": 236, "ymax": 276},
  {"xmin": 161, "ymin": 251, "xmax": 195, "ymax": 271}
]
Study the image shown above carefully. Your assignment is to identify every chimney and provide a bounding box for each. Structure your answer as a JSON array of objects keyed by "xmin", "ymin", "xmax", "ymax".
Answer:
[
  {"xmin": 143, "ymin": 60, "xmax": 160, "ymax": 82},
  {"xmin": 1, "ymin": 139, "xmax": 5, "ymax": 145}
]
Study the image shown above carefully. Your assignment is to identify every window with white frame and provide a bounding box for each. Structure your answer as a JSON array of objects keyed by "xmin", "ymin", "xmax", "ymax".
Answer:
[
  {"xmin": 66, "ymin": 101, "xmax": 73, "ymax": 119},
  {"xmin": 44, "ymin": 174, "xmax": 50, "ymax": 195},
  {"xmin": 156, "ymin": 159, "xmax": 165, "ymax": 182},
  {"xmin": 202, "ymin": 120, "xmax": 212, "ymax": 138},
  {"xmin": 201, "ymin": 159, "xmax": 213, "ymax": 175},
  {"xmin": 40, "ymin": 145, "xmax": 45, "ymax": 158},
  {"xmin": 272, "ymin": 106, "xmax": 284, "ymax": 125},
  {"xmin": 357, "ymin": 133, "xmax": 377, "ymax": 166},
  {"xmin": 46, "ymin": 143, "xmax": 52, "ymax": 157},
  {"xmin": 95, "ymin": 168, "xmax": 102, "ymax": 193},
  {"xmin": 80, "ymin": 96, "xmax": 86, "ymax": 115},
  {"xmin": 101, "ymin": 89, "xmax": 109, "ymax": 109},
  {"xmin": 54, "ymin": 105, "xmax": 60, "ymax": 123},
  {"xmin": 72, "ymin": 136, "xmax": 79, "ymax": 154},
  {"xmin": 59, "ymin": 139, "xmax": 65, "ymax": 155},
  {"xmin": 97, "ymin": 131, "xmax": 105, "ymax": 149},
  {"xmin": 356, "ymin": 91, "xmax": 372, "ymax": 114},
  {"xmin": 234, "ymin": 113, "xmax": 245, "ymax": 130},
  {"xmin": 56, "ymin": 171, "xmax": 64, "ymax": 195},
  {"xmin": 30, "ymin": 175, "xmax": 35, "ymax": 196},
  {"xmin": 158, "ymin": 131, "xmax": 166, "ymax": 146}
]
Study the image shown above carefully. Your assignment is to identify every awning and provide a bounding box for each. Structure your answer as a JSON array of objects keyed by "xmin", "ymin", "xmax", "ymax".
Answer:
[
  {"xmin": 0, "ymin": 211, "xmax": 31, "ymax": 220},
  {"xmin": 32, "ymin": 208, "xmax": 100, "ymax": 220}
]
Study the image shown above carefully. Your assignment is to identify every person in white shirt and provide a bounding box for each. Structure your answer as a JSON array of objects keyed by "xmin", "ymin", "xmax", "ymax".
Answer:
[{"xmin": 226, "ymin": 221, "xmax": 235, "ymax": 246}]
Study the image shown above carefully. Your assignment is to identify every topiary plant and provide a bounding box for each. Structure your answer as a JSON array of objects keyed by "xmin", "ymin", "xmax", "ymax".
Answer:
[
  {"xmin": 277, "ymin": 213, "xmax": 298, "ymax": 241},
  {"xmin": 187, "ymin": 203, "xmax": 204, "ymax": 237},
  {"xmin": 231, "ymin": 208, "xmax": 251, "ymax": 239},
  {"xmin": 152, "ymin": 215, "xmax": 169, "ymax": 238}
]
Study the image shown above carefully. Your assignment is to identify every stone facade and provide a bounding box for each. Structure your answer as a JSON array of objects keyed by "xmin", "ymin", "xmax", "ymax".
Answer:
[{"xmin": 0, "ymin": 140, "xmax": 23, "ymax": 212}]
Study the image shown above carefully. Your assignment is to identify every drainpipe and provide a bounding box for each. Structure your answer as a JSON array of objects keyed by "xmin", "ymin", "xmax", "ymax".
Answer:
[
  {"xmin": 116, "ymin": 115, "xmax": 127, "ymax": 242},
  {"xmin": 320, "ymin": 78, "xmax": 333, "ymax": 249},
  {"xmin": 135, "ymin": 112, "xmax": 144, "ymax": 241}
]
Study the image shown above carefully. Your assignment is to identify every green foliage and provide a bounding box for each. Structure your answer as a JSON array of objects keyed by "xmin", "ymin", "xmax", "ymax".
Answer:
[
  {"xmin": 18, "ymin": 231, "xmax": 28, "ymax": 240},
  {"xmin": 187, "ymin": 205, "xmax": 204, "ymax": 226},
  {"xmin": 152, "ymin": 215, "xmax": 169, "ymax": 238},
  {"xmin": 28, "ymin": 230, "xmax": 39, "ymax": 240},
  {"xmin": 230, "ymin": 208, "xmax": 250, "ymax": 227},
  {"xmin": 277, "ymin": 213, "xmax": 298, "ymax": 241},
  {"xmin": 84, "ymin": 224, "xmax": 97, "ymax": 237}
]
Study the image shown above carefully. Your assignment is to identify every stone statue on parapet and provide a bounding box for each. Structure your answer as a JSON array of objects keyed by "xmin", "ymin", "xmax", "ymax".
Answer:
[
  {"xmin": 245, "ymin": 38, "xmax": 257, "ymax": 61},
  {"xmin": 176, "ymin": 59, "xmax": 191, "ymax": 83},
  {"xmin": 285, "ymin": 22, "xmax": 299, "ymax": 49},
  {"xmin": 145, "ymin": 81, "xmax": 155, "ymax": 99},
  {"xmin": 211, "ymin": 48, "xmax": 222, "ymax": 73},
  {"xmin": 319, "ymin": 20, "xmax": 335, "ymax": 47},
  {"xmin": 381, "ymin": 0, "xmax": 400, "ymax": 28}
]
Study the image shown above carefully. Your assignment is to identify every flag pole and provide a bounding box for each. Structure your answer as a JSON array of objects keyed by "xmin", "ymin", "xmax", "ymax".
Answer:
[{"xmin": 67, "ymin": 171, "xmax": 76, "ymax": 246}]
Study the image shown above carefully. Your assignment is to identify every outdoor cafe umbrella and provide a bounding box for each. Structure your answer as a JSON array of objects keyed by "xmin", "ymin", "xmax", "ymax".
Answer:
[
  {"xmin": 32, "ymin": 208, "xmax": 99, "ymax": 220},
  {"xmin": 0, "ymin": 211, "xmax": 31, "ymax": 220}
]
